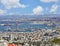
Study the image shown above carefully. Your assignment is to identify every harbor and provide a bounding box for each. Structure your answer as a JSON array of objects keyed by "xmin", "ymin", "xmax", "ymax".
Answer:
[{"xmin": 0, "ymin": 19, "xmax": 60, "ymax": 46}]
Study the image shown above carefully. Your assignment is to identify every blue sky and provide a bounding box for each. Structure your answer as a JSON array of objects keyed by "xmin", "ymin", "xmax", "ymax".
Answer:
[{"xmin": 0, "ymin": 0, "xmax": 60, "ymax": 15}]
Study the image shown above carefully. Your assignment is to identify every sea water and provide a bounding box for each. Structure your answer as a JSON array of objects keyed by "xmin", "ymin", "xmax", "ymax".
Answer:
[{"xmin": 0, "ymin": 21, "xmax": 56, "ymax": 32}]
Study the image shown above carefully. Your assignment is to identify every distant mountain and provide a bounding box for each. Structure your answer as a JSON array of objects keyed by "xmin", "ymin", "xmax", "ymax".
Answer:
[{"xmin": 0, "ymin": 14, "xmax": 60, "ymax": 20}]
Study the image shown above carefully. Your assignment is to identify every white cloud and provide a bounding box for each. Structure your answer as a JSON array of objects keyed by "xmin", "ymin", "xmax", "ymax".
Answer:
[
  {"xmin": 8, "ymin": 12, "xmax": 15, "ymax": 15},
  {"xmin": 50, "ymin": 4, "xmax": 58, "ymax": 13},
  {"xmin": 40, "ymin": 0, "xmax": 59, "ymax": 3},
  {"xmin": 1, "ymin": 0, "xmax": 27, "ymax": 9},
  {"xmin": 33, "ymin": 6, "xmax": 43, "ymax": 15},
  {"xmin": 0, "ymin": 9, "xmax": 6, "ymax": 15}
]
